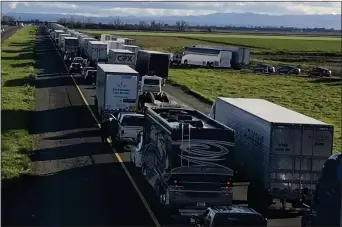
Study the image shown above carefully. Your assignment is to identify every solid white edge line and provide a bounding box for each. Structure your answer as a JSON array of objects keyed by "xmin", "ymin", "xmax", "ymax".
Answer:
[{"xmin": 46, "ymin": 28, "xmax": 161, "ymax": 227}]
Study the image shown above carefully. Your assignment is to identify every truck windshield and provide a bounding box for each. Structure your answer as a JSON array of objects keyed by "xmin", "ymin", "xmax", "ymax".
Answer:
[
  {"xmin": 213, "ymin": 213, "xmax": 265, "ymax": 226},
  {"xmin": 121, "ymin": 116, "xmax": 144, "ymax": 126},
  {"xmin": 144, "ymin": 79, "xmax": 160, "ymax": 85}
]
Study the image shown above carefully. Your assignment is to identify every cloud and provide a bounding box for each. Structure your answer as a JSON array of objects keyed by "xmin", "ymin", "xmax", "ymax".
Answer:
[{"xmin": 2, "ymin": 1, "xmax": 341, "ymax": 17}]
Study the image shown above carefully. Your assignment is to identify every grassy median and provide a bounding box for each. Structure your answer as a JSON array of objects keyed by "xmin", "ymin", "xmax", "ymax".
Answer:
[
  {"xmin": 169, "ymin": 69, "xmax": 341, "ymax": 153},
  {"xmin": 1, "ymin": 26, "xmax": 37, "ymax": 181}
]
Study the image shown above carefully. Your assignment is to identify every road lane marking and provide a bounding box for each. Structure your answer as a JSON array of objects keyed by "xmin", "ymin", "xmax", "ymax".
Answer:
[{"xmin": 47, "ymin": 30, "xmax": 161, "ymax": 227}]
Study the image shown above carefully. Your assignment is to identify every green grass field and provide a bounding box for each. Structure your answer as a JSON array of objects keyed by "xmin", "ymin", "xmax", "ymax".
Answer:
[
  {"xmin": 80, "ymin": 29, "xmax": 342, "ymax": 54},
  {"xmin": 169, "ymin": 69, "xmax": 341, "ymax": 153},
  {"xmin": 1, "ymin": 26, "xmax": 37, "ymax": 180}
]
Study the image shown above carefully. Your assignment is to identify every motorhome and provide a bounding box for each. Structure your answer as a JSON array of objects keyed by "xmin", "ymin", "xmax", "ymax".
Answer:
[
  {"xmin": 181, "ymin": 46, "xmax": 233, "ymax": 68},
  {"xmin": 136, "ymin": 107, "xmax": 235, "ymax": 212}
]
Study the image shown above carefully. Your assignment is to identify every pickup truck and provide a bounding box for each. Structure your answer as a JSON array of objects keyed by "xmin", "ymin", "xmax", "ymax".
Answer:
[
  {"xmin": 111, "ymin": 112, "xmax": 144, "ymax": 145},
  {"xmin": 190, "ymin": 206, "xmax": 267, "ymax": 227}
]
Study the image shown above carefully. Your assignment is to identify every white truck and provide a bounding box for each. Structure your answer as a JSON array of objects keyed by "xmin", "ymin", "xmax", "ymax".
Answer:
[
  {"xmin": 209, "ymin": 97, "xmax": 334, "ymax": 214},
  {"xmin": 95, "ymin": 64, "xmax": 139, "ymax": 121},
  {"xmin": 63, "ymin": 37, "xmax": 79, "ymax": 54},
  {"xmin": 195, "ymin": 45, "xmax": 250, "ymax": 69},
  {"xmin": 123, "ymin": 44, "xmax": 141, "ymax": 54},
  {"xmin": 106, "ymin": 41, "xmax": 124, "ymax": 54},
  {"xmin": 87, "ymin": 40, "xmax": 107, "ymax": 65},
  {"xmin": 181, "ymin": 46, "xmax": 233, "ymax": 68},
  {"xmin": 58, "ymin": 33, "xmax": 71, "ymax": 49},
  {"xmin": 54, "ymin": 30, "xmax": 65, "ymax": 44},
  {"xmin": 107, "ymin": 49, "xmax": 136, "ymax": 68},
  {"xmin": 117, "ymin": 37, "xmax": 136, "ymax": 45},
  {"xmin": 100, "ymin": 34, "xmax": 118, "ymax": 42},
  {"xmin": 81, "ymin": 37, "xmax": 96, "ymax": 56}
]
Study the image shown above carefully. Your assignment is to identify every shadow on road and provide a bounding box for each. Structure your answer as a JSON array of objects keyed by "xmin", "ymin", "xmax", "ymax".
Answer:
[
  {"xmin": 1, "ymin": 162, "xmax": 156, "ymax": 226},
  {"xmin": 45, "ymin": 128, "xmax": 100, "ymax": 140},
  {"xmin": 30, "ymin": 142, "xmax": 108, "ymax": 161}
]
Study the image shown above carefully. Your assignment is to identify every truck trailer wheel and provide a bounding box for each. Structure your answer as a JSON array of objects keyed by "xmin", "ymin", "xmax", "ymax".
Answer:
[{"xmin": 247, "ymin": 183, "xmax": 269, "ymax": 216}]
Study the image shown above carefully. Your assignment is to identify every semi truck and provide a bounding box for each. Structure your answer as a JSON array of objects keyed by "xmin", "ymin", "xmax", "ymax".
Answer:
[
  {"xmin": 123, "ymin": 44, "xmax": 141, "ymax": 54},
  {"xmin": 135, "ymin": 50, "xmax": 170, "ymax": 84},
  {"xmin": 63, "ymin": 37, "xmax": 79, "ymax": 55},
  {"xmin": 181, "ymin": 46, "xmax": 233, "ymax": 69},
  {"xmin": 209, "ymin": 97, "xmax": 334, "ymax": 214},
  {"xmin": 136, "ymin": 107, "xmax": 235, "ymax": 213},
  {"xmin": 195, "ymin": 45, "xmax": 250, "ymax": 69},
  {"xmin": 54, "ymin": 30, "xmax": 65, "ymax": 44},
  {"xmin": 106, "ymin": 41, "xmax": 124, "ymax": 54},
  {"xmin": 87, "ymin": 40, "xmax": 108, "ymax": 66},
  {"xmin": 58, "ymin": 33, "xmax": 71, "ymax": 49},
  {"xmin": 95, "ymin": 64, "xmax": 139, "ymax": 121},
  {"xmin": 107, "ymin": 49, "xmax": 136, "ymax": 68},
  {"xmin": 81, "ymin": 37, "xmax": 96, "ymax": 57},
  {"xmin": 117, "ymin": 37, "xmax": 136, "ymax": 45}
]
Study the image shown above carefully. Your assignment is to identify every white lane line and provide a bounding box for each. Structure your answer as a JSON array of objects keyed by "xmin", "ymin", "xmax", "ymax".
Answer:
[{"xmin": 47, "ymin": 30, "xmax": 161, "ymax": 227}]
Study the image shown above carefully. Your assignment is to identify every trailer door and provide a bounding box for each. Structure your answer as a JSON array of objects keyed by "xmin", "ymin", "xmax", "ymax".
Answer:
[{"xmin": 269, "ymin": 124, "xmax": 333, "ymax": 191}]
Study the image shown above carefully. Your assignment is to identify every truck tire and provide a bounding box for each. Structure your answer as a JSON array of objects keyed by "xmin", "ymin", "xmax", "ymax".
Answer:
[
  {"xmin": 247, "ymin": 183, "xmax": 269, "ymax": 216},
  {"xmin": 183, "ymin": 60, "xmax": 188, "ymax": 68}
]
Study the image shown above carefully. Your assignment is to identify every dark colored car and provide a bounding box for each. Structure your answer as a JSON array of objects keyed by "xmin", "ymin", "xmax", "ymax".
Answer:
[
  {"xmin": 276, "ymin": 66, "xmax": 301, "ymax": 75},
  {"xmin": 69, "ymin": 63, "xmax": 82, "ymax": 73},
  {"xmin": 190, "ymin": 206, "xmax": 267, "ymax": 227},
  {"xmin": 301, "ymin": 154, "xmax": 342, "ymax": 227},
  {"xmin": 253, "ymin": 64, "xmax": 275, "ymax": 74},
  {"xmin": 308, "ymin": 67, "xmax": 332, "ymax": 77},
  {"xmin": 82, "ymin": 66, "xmax": 95, "ymax": 79}
]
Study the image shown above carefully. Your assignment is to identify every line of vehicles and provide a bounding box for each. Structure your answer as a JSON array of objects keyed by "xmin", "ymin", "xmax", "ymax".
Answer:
[{"xmin": 47, "ymin": 23, "xmax": 341, "ymax": 227}]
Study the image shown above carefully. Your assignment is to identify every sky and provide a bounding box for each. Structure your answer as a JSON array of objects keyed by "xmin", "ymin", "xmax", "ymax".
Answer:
[{"xmin": 1, "ymin": 1, "xmax": 341, "ymax": 17}]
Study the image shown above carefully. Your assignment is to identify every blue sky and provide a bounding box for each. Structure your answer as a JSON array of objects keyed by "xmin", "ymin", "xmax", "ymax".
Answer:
[{"xmin": 2, "ymin": 1, "xmax": 341, "ymax": 17}]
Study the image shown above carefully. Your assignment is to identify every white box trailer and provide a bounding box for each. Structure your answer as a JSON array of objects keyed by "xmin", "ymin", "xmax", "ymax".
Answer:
[
  {"xmin": 95, "ymin": 64, "xmax": 139, "ymax": 119},
  {"xmin": 81, "ymin": 37, "xmax": 97, "ymax": 56},
  {"xmin": 78, "ymin": 34, "xmax": 88, "ymax": 47},
  {"xmin": 209, "ymin": 97, "xmax": 334, "ymax": 213},
  {"xmin": 101, "ymin": 34, "xmax": 112, "ymax": 42},
  {"xmin": 107, "ymin": 41, "xmax": 123, "ymax": 53},
  {"xmin": 195, "ymin": 45, "xmax": 250, "ymax": 69},
  {"xmin": 63, "ymin": 37, "xmax": 79, "ymax": 54},
  {"xmin": 181, "ymin": 46, "xmax": 233, "ymax": 68},
  {"xmin": 58, "ymin": 33, "xmax": 71, "ymax": 48},
  {"xmin": 117, "ymin": 37, "xmax": 136, "ymax": 45},
  {"xmin": 87, "ymin": 40, "xmax": 108, "ymax": 63},
  {"xmin": 108, "ymin": 49, "xmax": 136, "ymax": 68},
  {"xmin": 123, "ymin": 44, "xmax": 141, "ymax": 54},
  {"xmin": 54, "ymin": 30, "xmax": 65, "ymax": 43}
]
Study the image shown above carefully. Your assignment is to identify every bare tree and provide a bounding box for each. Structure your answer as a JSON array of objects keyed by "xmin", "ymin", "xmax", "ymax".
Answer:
[
  {"xmin": 175, "ymin": 20, "xmax": 188, "ymax": 32},
  {"xmin": 87, "ymin": 17, "xmax": 92, "ymax": 24},
  {"xmin": 138, "ymin": 21, "xmax": 148, "ymax": 30},
  {"xmin": 113, "ymin": 18, "xmax": 123, "ymax": 28}
]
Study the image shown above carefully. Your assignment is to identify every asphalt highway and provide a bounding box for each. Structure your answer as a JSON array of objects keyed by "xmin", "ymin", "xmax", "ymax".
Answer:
[
  {"xmin": 2, "ymin": 25, "xmax": 302, "ymax": 227},
  {"xmin": 1, "ymin": 26, "xmax": 20, "ymax": 42}
]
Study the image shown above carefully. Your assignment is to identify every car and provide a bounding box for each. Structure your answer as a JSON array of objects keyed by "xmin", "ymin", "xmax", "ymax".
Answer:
[
  {"xmin": 85, "ymin": 70, "xmax": 97, "ymax": 85},
  {"xmin": 82, "ymin": 66, "xmax": 95, "ymax": 79},
  {"xmin": 72, "ymin": 57, "xmax": 84, "ymax": 65},
  {"xmin": 253, "ymin": 64, "xmax": 275, "ymax": 74},
  {"xmin": 131, "ymin": 131, "xmax": 143, "ymax": 167},
  {"xmin": 307, "ymin": 67, "xmax": 332, "ymax": 77},
  {"xmin": 190, "ymin": 206, "xmax": 267, "ymax": 227},
  {"xmin": 69, "ymin": 62, "xmax": 82, "ymax": 73},
  {"xmin": 112, "ymin": 112, "xmax": 144, "ymax": 145},
  {"xmin": 276, "ymin": 66, "xmax": 301, "ymax": 75}
]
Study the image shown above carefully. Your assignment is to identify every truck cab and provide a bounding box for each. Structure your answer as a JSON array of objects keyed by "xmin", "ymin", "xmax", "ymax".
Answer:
[
  {"xmin": 113, "ymin": 112, "xmax": 145, "ymax": 144},
  {"xmin": 190, "ymin": 206, "xmax": 267, "ymax": 227}
]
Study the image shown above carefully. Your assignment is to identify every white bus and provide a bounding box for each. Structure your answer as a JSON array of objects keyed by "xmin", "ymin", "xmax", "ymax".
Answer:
[{"xmin": 181, "ymin": 46, "xmax": 233, "ymax": 68}]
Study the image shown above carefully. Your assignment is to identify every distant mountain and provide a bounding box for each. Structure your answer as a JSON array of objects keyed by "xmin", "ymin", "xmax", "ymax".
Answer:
[{"xmin": 5, "ymin": 12, "xmax": 341, "ymax": 29}]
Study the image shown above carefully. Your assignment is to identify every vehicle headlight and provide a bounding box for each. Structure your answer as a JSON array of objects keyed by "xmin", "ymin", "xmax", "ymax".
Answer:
[{"xmin": 329, "ymin": 70, "xmax": 332, "ymax": 74}]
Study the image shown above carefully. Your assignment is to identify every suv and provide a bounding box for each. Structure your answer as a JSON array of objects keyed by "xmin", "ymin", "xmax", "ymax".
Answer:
[
  {"xmin": 253, "ymin": 64, "xmax": 275, "ymax": 74},
  {"xmin": 301, "ymin": 154, "xmax": 341, "ymax": 227},
  {"xmin": 308, "ymin": 67, "xmax": 332, "ymax": 77},
  {"xmin": 69, "ymin": 62, "xmax": 82, "ymax": 73},
  {"xmin": 276, "ymin": 66, "xmax": 301, "ymax": 75},
  {"xmin": 190, "ymin": 206, "xmax": 267, "ymax": 227}
]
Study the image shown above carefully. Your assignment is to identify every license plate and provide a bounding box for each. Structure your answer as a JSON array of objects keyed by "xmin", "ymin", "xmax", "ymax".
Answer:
[{"xmin": 197, "ymin": 202, "xmax": 206, "ymax": 207}]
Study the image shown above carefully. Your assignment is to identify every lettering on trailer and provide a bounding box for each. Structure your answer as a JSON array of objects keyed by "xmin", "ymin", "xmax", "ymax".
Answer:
[
  {"xmin": 112, "ymin": 81, "xmax": 131, "ymax": 97},
  {"xmin": 244, "ymin": 128, "xmax": 264, "ymax": 149},
  {"xmin": 117, "ymin": 55, "xmax": 133, "ymax": 62}
]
